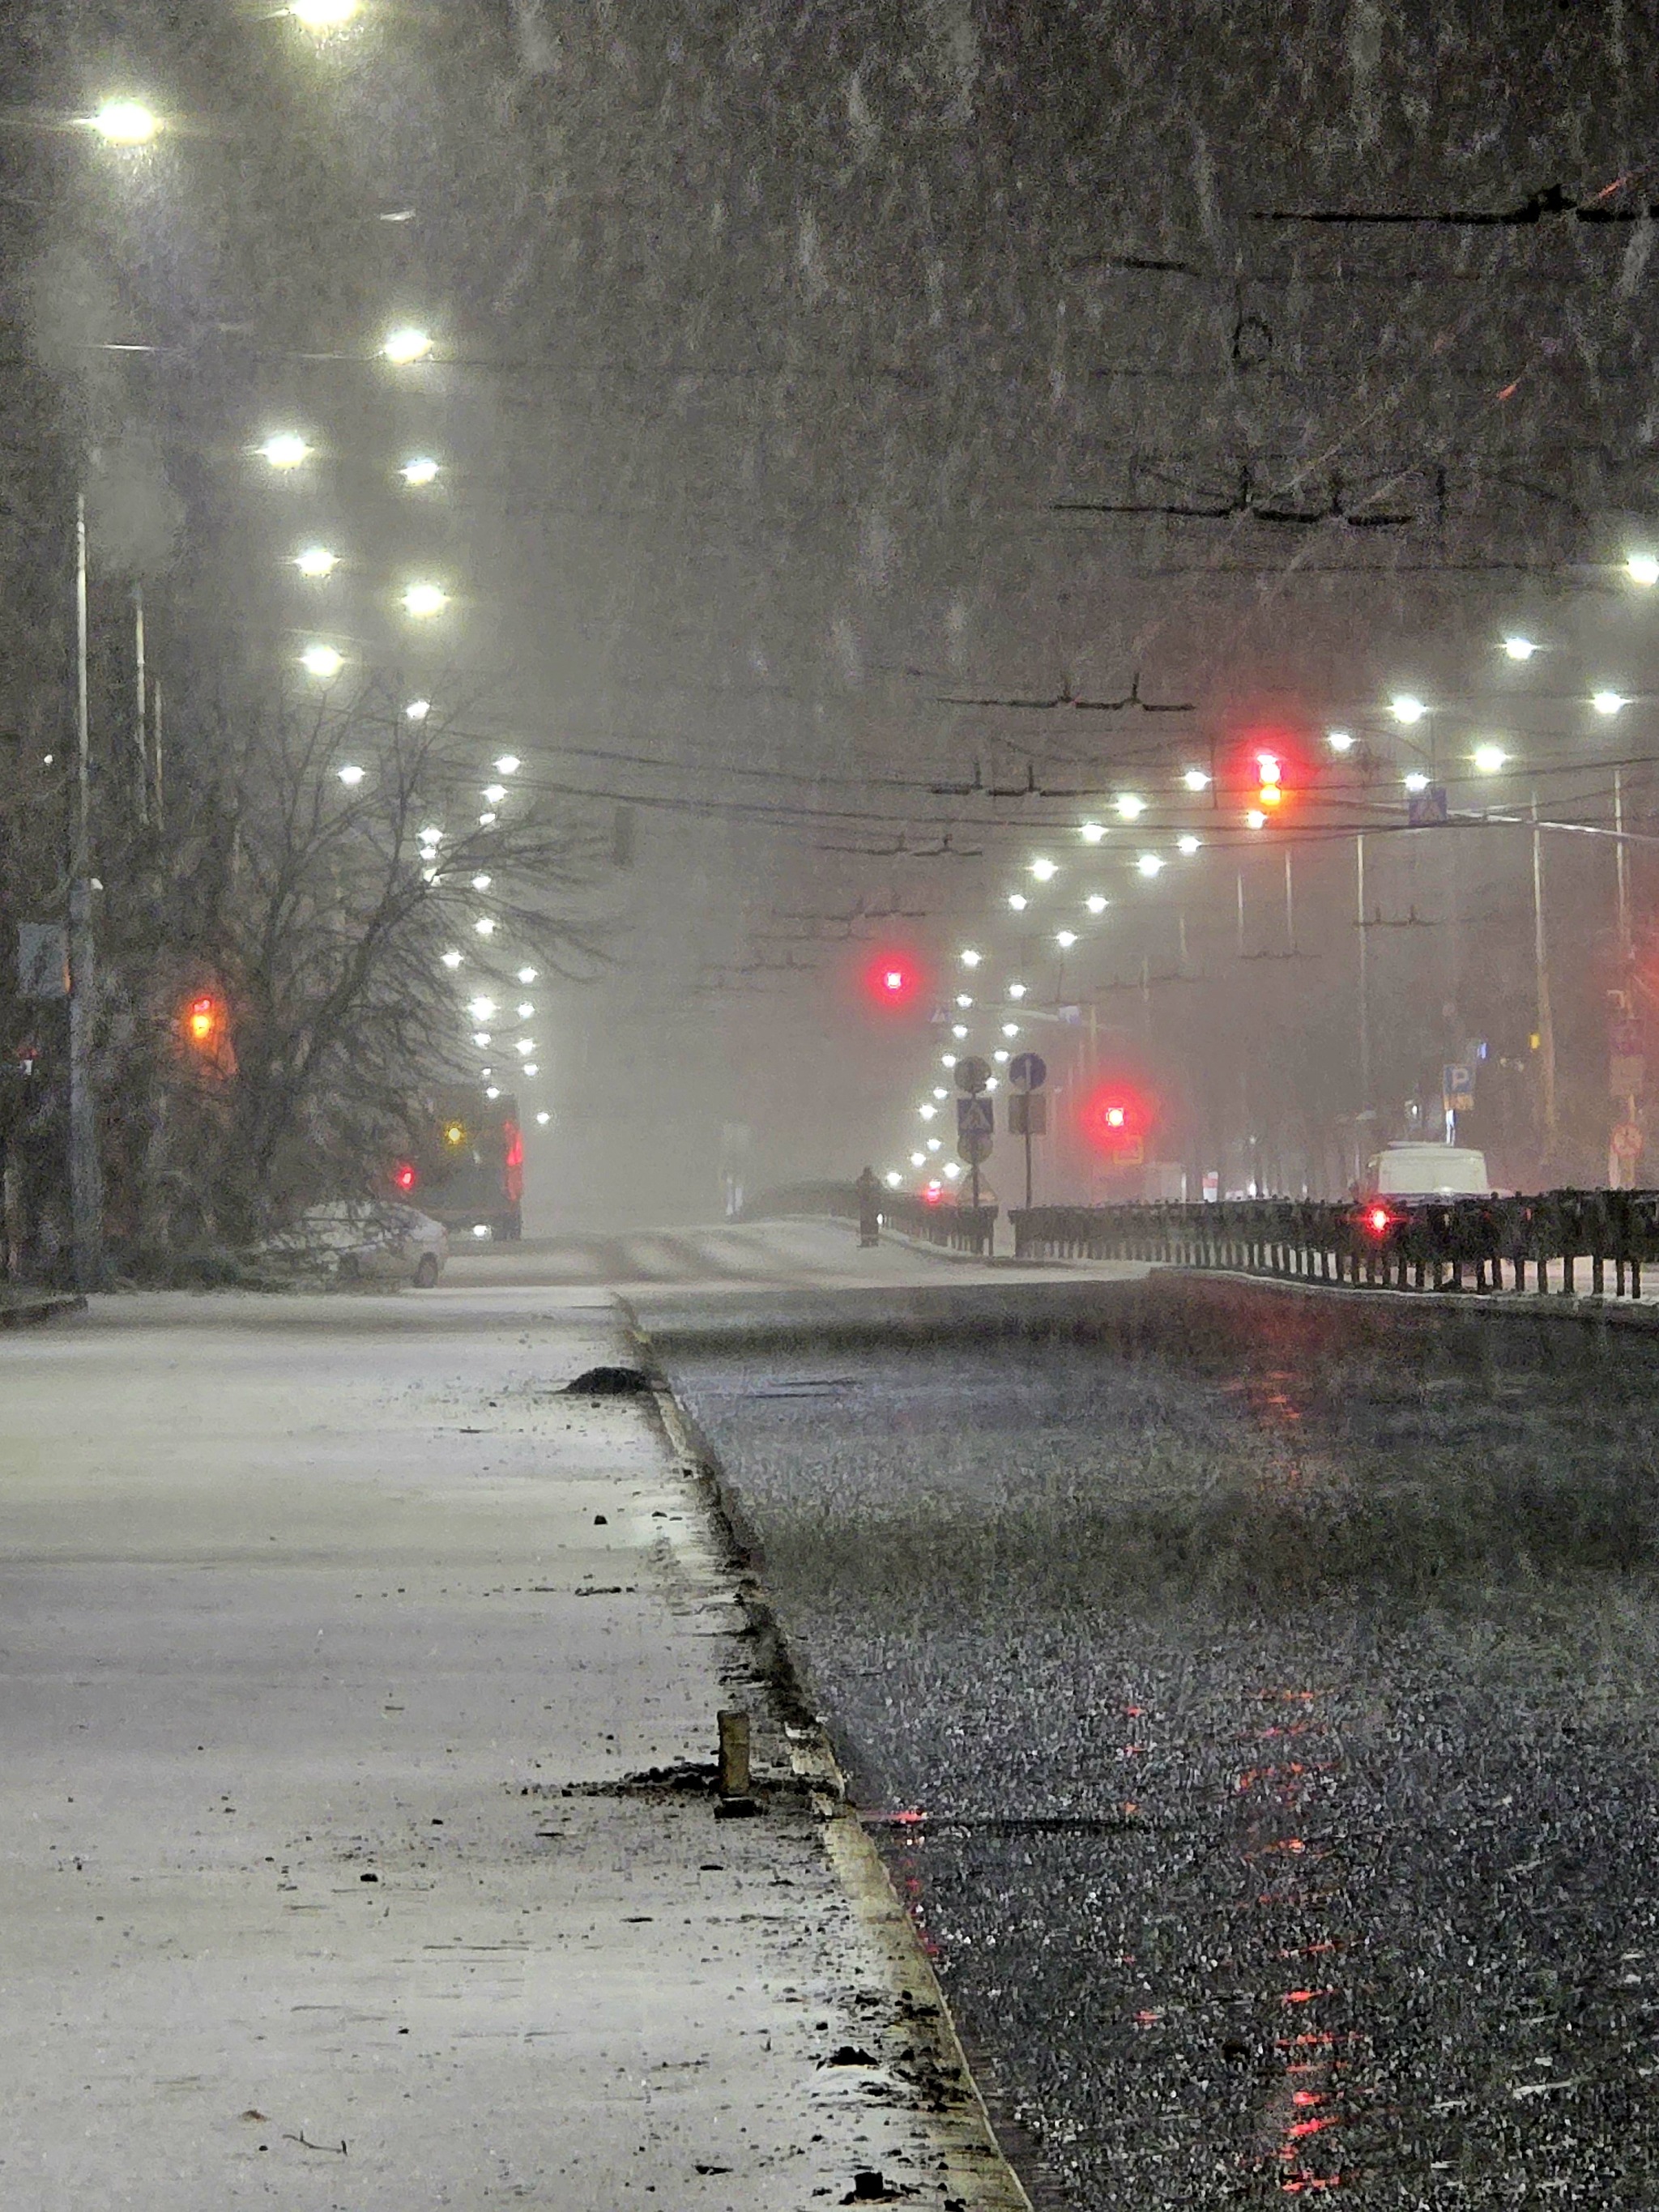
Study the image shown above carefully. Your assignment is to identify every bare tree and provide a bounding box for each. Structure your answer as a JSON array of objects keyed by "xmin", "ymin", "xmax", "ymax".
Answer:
[{"xmin": 96, "ymin": 676, "xmax": 610, "ymax": 1259}]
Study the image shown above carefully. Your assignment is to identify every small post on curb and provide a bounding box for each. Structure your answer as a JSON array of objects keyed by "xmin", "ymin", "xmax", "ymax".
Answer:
[{"xmin": 718, "ymin": 1709, "xmax": 751, "ymax": 1798}]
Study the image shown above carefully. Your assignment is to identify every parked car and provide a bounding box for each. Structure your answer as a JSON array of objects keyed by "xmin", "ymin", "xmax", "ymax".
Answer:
[{"xmin": 271, "ymin": 1200, "xmax": 449, "ymax": 1286}]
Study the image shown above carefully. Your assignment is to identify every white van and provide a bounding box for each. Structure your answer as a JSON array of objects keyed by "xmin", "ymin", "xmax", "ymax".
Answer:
[{"xmin": 1367, "ymin": 1143, "xmax": 1492, "ymax": 1202}]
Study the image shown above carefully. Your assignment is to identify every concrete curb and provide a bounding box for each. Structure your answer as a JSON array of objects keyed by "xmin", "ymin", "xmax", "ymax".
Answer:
[
  {"xmin": 623, "ymin": 1303, "xmax": 1038, "ymax": 2212},
  {"xmin": 1147, "ymin": 1261, "xmax": 1659, "ymax": 1338},
  {"xmin": 0, "ymin": 1292, "xmax": 87, "ymax": 1329}
]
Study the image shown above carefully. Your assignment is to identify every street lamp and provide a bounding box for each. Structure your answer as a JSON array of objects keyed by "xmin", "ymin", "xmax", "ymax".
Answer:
[
  {"xmin": 1182, "ymin": 767, "xmax": 1210, "ymax": 791},
  {"xmin": 1502, "ymin": 635, "xmax": 1538, "ymax": 661},
  {"xmin": 1327, "ymin": 729, "xmax": 1354, "ymax": 752},
  {"xmin": 1390, "ymin": 693, "xmax": 1427, "ymax": 725},
  {"xmin": 960, "ymin": 948, "xmax": 982, "ymax": 967},
  {"xmin": 1085, "ymin": 893, "xmax": 1107, "ymax": 914},
  {"xmin": 1593, "ymin": 689, "xmax": 1627, "ymax": 717},
  {"xmin": 1403, "ymin": 770, "xmax": 1430, "ymax": 795},
  {"xmin": 301, "ymin": 644, "xmax": 343, "ymax": 679},
  {"xmin": 260, "ymin": 433, "xmax": 310, "ymax": 470},
  {"xmin": 402, "ymin": 581, "xmax": 448, "ymax": 619},
  {"xmin": 1473, "ymin": 743, "xmax": 1508, "ymax": 774},
  {"xmin": 336, "ymin": 763, "xmax": 365, "ymax": 786},
  {"xmin": 1137, "ymin": 853, "xmax": 1164, "ymax": 878},
  {"xmin": 1627, "ymin": 552, "xmax": 1659, "ymax": 588},
  {"xmin": 400, "ymin": 455, "xmax": 440, "ymax": 487},
  {"xmin": 1079, "ymin": 820, "xmax": 1106, "ymax": 843},
  {"xmin": 382, "ymin": 326, "xmax": 433, "ymax": 365},
  {"xmin": 1177, "ymin": 834, "xmax": 1201, "ymax": 856},
  {"xmin": 1008, "ymin": 893, "xmax": 1028, "ymax": 910},
  {"xmin": 1115, "ymin": 792, "xmax": 1145, "ymax": 820},
  {"xmin": 294, "ymin": 544, "xmax": 338, "ymax": 578},
  {"xmin": 1030, "ymin": 856, "xmax": 1057, "ymax": 881},
  {"xmin": 405, "ymin": 698, "xmax": 431, "ymax": 721},
  {"xmin": 495, "ymin": 753, "xmax": 521, "ymax": 774},
  {"xmin": 1056, "ymin": 929, "xmax": 1077, "ymax": 948},
  {"xmin": 292, "ymin": 0, "xmax": 359, "ymax": 26},
  {"xmin": 91, "ymin": 100, "xmax": 160, "ymax": 144}
]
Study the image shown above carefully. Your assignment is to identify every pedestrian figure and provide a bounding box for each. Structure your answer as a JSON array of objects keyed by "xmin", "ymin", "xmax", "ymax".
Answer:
[{"xmin": 855, "ymin": 1166, "xmax": 881, "ymax": 1247}]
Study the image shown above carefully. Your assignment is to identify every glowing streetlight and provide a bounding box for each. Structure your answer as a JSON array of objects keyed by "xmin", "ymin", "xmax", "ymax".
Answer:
[
  {"xmin": 538, "ymin": 1112, "xmax": 553, "ymax": 1128},
  {"xmin": 1245, "ymin": 808, "xmax": 1267, "ymax": 830},
  {"xmin": 517, "ymin": 1003, "xmax": 535, "ymax": 1021},
  {"xmin": 1008, "ymin": 892, "xmax": 1029, "ymax": 910},
  {"xmin": 1627, "ymin": 552, "xmax": 1659, "ymax": 588},
  {"xmin": 472, "ymin": 1032, "xmax": 492, "ymax": 1048},
  {"xmin": 943, "ymin": 1161, "xmax": 962, "ymax": 1181},
  {"xmin": 1001, "ymin": 1023, "xmax": 1020, "ymax": 1038},
  {"xmin": 1055, "ymin": 929, "xmax": 1077, "ymax": 948},
  {"xmin": 405, "ymin": 699, "xmax": 431, "ymax": 722},
  {"xmin": 1502, "ymin": 635, "xmax": 1537, "ymax": 662},
  {"xmin": 932, "ymin": 1086, "xmax": 949, "ymax": 1100},
  {"xmin": 1177, "ymin": 834, "xmax": 1201, "ymax": 856},
  {"xmin": 483, "ymin": 783, "xmax": 507, "ymax": 804},
  {"xmin": 1137, "ymin": 853, "xmax": 1164, "ymax": 878},
  {"xmin": 1008, "ymin": 983, "xmax": 1026, "ymax": 999},
  {"xmin": 993, "ymin": 1049, "xmax": 1010, "ymax": 1064},
  {"xmin": 940, "ymin": 1055, "xmax": 957, "ymax": 1069},
  {"xmin": 495, "ymin": 754, "xmax": 521, "ymax": 775},
  {"xmin": 514, "ymin": 1039, "xmax": 535, "ymax": 1057},
  {"xmin": 919, "ymin": 1103, "xmax": 937, "ymax": 1121},
  {"xmin": 382, "ymin": 326, "xmax": 433, "ymax": 365},
  {"xmin": 402, "ymin": 581, "xmax": 448, "ymax": 620},
  {"xmin": 401, "ymin": 456, "xmax": 440, "ymax": 487},
  {"xmin": 1115, "ymin": 792, "xmax": 1145, "ymax": 820},
  {"xmin": 1473, "ymin": 744, "xmax": 1508, "ymax": 774},
  {"xmin": 951, "ymin": 1024, "xmax": 969, "ymax": 1040},
  {"xmin": 1030, "ymin": 856, "xmax": 1057, "ymax": 881},
  {"xmin": 292, "ymin": 0, "xmax": 358, "ymax": 23},
  {"xmin": 475, "ymin": 918, "xmax": 496, "ymax": 936},
  {"xmin": 1085, "ymin": 893, "xmax": 1107, "ymax": 914},
  {"xmin": 911, "ymin": 1152, "xmax": 927, "ymax": 1168},
  {"xmin": 1079, "ymin": 820, "xmax": 1106, "ymax": 844},
  {"xmin": 471, "ymin": 872, "xmax": 492, "ymax": 891},
  {"xmin": 522, "ymin": 1063, "xmax": 539, "ymax": 1077},
  {"xmin": 1327, "ymin": 729, "xmax": 1354, "ymax": 752},
  {"xmin": 960, "ymin": 948, "xmax": 982, "ymax": 967},
  {"xmin": 260, "ymin": 433, "xmax": 310, "ymax": 470},
  {"xmin": 885, "ymin": 1170, "xmax": 902, "ymax": 1188},
  {"xmin": 441, "ymin": 950, "xmax": 463, "ymax": 970},
  {"xmin": 467, "ymin": 998, "xmax": 497, "ymax": 1021},
  {"xmin": 1390, "ymin": 693, "xmax": 1427, "ymax": 725},
  {"xmin": 955, "ymin": 994, "xmax": 974, "ymax": 1008},
  {"xmin": 301, "ymin": 644, "xmax": 343, "ymax": 679},
  {"xmin": 518, "ymin": 967, "xmax": 538, "ymax": 984},
  {"xmin": 91, "ymin": 100, "xmax": 159, "ymax": 145},
  {"xmin": 926, "ymin": 1138, "xmax": 942, "ymax": 1153},
  {"xmin": 419, "ymin": 825, "xmax": 442, "ymax": 844},
  {"xmin": 1182, "ymin": 768, "xmax": 1210, "ymax": 791},
  {"xmin": 336, "ymin": 763, "xmax": 365, "ymax": 786},
  {"xmin": 294, "ymin": 544, "xmax": 338, "ymax": 578},
  {"xmin": 1403, "ymin": 770, "xmax": 1431, "ymax": 794},
  {"xmin": 1593, "ymin": 689, "xmax": 1627, "ymax": 716}
]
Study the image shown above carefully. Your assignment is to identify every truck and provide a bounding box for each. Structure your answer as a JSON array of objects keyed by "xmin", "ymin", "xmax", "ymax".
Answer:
[{"xmin": 393, "ymin": 1084, "xmax": 523, "ymax": 1241}]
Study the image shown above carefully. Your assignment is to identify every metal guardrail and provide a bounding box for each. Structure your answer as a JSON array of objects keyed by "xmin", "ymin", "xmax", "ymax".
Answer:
[
  {"xmin": 1009, "ymin": 1192, "xmax": 1659, "ymax": 1298},
  {"xmin": 744, "ymin": 1183, "xmax": 1000, "ymax": 1259}
]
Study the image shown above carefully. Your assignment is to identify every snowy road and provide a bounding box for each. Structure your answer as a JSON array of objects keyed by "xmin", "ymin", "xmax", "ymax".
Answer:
[{"xmin": 645, "ymin": 1270, "xmax": 1659, "ymax": 2209}]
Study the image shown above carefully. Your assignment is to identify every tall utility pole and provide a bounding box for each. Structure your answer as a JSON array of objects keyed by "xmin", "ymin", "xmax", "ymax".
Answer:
[
  {"xmin": 132, "ymin": 582, "xmax": 149, "ymax": 829},
  {"xmin": 69, "ymin": 492, "xmax": 104, "ymax": 1290},
  {"xmin": 1530, "ymin": 790, "xmax": 1557, "ymax": 1160},
  {"xmin": 1355, "ymin": 834, "xmax": 1371, "ymax": 1106}
]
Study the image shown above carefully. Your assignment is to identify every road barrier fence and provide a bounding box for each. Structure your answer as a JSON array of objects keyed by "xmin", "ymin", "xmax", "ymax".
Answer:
[{"xmin": 1008, "ymin": 1192, "xmax": 1659, "ymax": 1298}]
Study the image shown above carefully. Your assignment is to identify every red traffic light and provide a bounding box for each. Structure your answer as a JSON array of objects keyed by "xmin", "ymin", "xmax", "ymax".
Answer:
[
  {"xmin": 859, "ymin": 947, "xmax": 927, "ymax": 1013},
  {"xmin": 393, "ymin": 1161, "xmax": 419, "ymax": 1193},
  {"xmin": 181, "ymin": 991, "xmax": 230, "ymax": 1060},
  {"xmin": 1365, "ymin": 1204, "xmax": 1392, "ymax": 1236},
  {"xmin": 1081, "ymin": 1079, "xmax": 1152, "ymax": 1158}
]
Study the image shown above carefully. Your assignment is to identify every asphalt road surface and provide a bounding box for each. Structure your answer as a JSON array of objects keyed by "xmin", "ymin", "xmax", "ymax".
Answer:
[{"xmin": 642, "ymin": 1269, "xmax": 1659, "ymax": 2208}]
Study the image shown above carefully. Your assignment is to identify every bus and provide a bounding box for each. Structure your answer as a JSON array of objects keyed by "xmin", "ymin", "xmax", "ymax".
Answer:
[{"xmin": 393, "ymin": 1085, "xmax": 523, "ymax": 1241}]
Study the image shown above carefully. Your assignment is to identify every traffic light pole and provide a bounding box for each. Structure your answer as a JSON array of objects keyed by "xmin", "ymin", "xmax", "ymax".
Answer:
[{"xmin": 68, "ymin": 492, "xmax": 104, "ymax": 1291}]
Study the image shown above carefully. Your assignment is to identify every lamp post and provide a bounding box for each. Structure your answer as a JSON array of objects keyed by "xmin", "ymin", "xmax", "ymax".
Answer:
[{"xmin": 69, "ymin": 493, "xmax": 104, "ymax": 1289}]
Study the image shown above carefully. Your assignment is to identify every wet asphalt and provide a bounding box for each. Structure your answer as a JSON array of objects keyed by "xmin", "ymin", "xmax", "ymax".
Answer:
[{"xmin": 638, "ymin": 1276, "xmax": 1659, "ymax": 2209}]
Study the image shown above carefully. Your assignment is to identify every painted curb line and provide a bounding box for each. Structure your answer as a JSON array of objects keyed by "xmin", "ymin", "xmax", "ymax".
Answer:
[{"xmin": 625, "ymin": 1306, "xmax": 1038, "ymax": 2212}]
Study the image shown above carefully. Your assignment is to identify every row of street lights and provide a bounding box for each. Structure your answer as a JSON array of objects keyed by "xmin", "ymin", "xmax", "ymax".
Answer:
[{"xmin": 883, "ymin": 586, "xmax": 1659, "ymax": 1196}]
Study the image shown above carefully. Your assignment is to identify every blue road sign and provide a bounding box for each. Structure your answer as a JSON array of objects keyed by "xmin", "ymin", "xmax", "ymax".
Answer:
[
  {"xmin": 957, "ymin": 1095, "xmax": 994, "ymax": 1138},
  {"xmin": 1008, "ymin": 1051, "xmax": 1047, "ymax": 1093}
]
